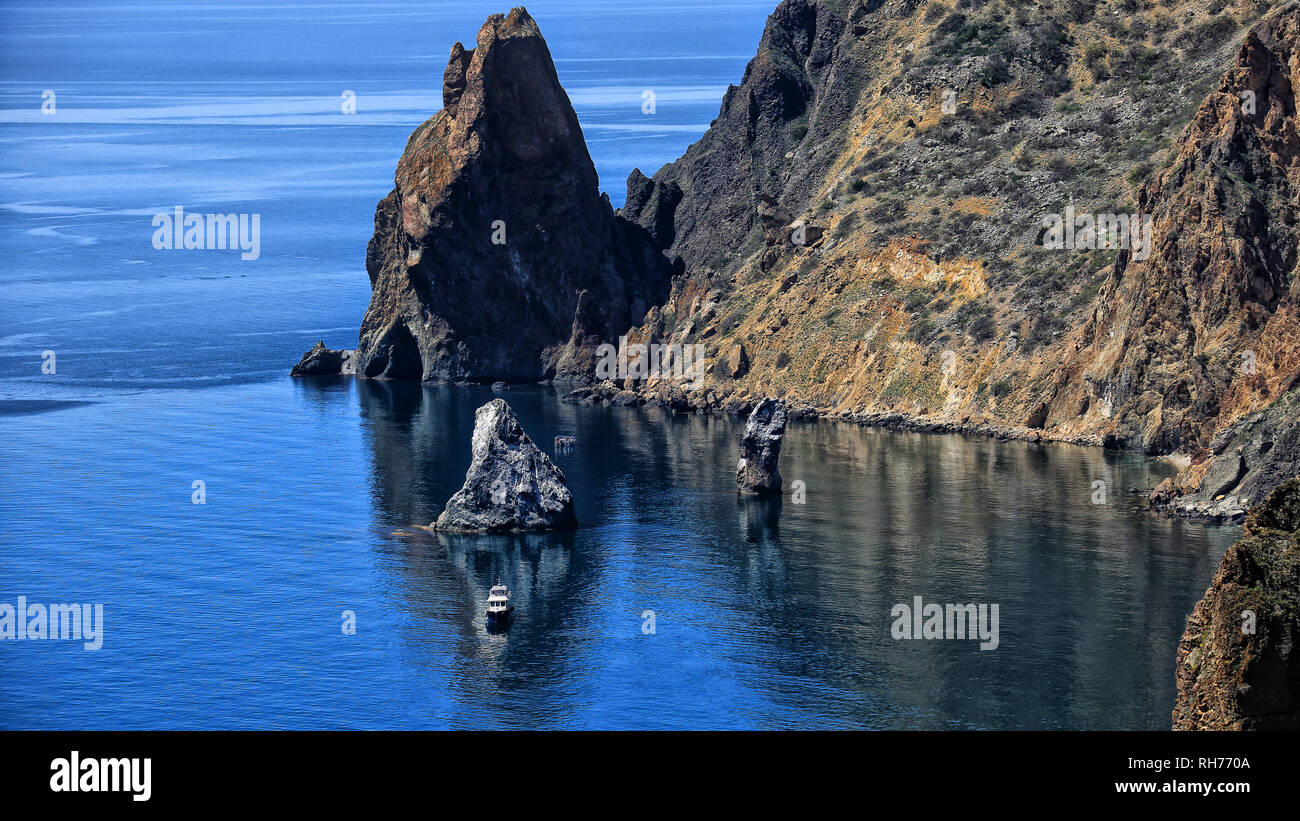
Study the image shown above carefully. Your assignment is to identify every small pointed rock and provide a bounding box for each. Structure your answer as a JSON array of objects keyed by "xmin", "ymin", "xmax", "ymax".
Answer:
[{"xmin": 434, "ymin": 399, "xmax": 577, "ymax": 532}]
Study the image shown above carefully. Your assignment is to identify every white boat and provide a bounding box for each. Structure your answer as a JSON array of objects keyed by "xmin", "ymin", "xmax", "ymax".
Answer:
[{"xmin": 486, "ymin": 581, "xmax": 514, "ymax": 624}]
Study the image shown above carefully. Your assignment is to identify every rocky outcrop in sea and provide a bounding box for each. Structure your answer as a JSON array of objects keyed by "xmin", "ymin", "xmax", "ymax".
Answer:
[
  {"xmin": 336, "ymin": 7, "xmax": 672, "ymax": 384},
  {"xmin": 1173, "ymin": 477, "xmax": 1300, "ymax": 730},
  {"xmin": 737, "ymin": 398, "xmax": 787, "ymax": 494},
  {"xmin": 290, "ymin": 341, "xmax": 351, "ymax": 376},
  {"xmin": 433, "ymin": 398, "xmax": 577, "ymax": 532}
]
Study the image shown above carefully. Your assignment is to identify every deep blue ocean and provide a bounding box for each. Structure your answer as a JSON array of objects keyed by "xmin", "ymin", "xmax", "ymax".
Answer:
[{"xmin": 0, "ymin": 0, "xmax": 1237, "ymax": 729}]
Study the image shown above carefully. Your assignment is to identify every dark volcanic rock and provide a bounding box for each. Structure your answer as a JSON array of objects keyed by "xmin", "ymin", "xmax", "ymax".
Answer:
[
  {"xmin": 355, "ymin": 7, "xmax": 672, "ymax": 384},
  {"xmin": 1152, "ymin": 386, "xmax": 1300, "ymax": 522},
  {"xmin": 621, "ymin": 0, "xmax": 852, "ymax": 274},
  {"xmin": 290, "ymin": 341, "xmax": 351, "ymax": 376},
  {"xmin": 433, "ymin": 398, "xmax": 576, "ymax": 532},
  {"xmin": 737, "ymin": 398, "xmax": 787, "ymax": 494},
  {"xmin": 1173, "ymin": 478, "xmax": 1300, "ymax": 730}
]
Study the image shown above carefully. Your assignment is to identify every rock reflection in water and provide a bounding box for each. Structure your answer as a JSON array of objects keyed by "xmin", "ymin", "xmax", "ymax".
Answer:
[{"xmin": 350, "ymin": 381, "xmax": 1236, "ymax": 728}]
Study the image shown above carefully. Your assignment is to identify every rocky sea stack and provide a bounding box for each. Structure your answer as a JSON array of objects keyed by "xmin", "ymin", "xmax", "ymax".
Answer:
[
  {"xmin": 737, "ymin": 398, "xmax": 787, "ymax": 494},
  {"xmin": 1173, "ymin": 477, "xmax": 1300, "ymax": 730},
  {"xmin": 344, "ymin": 7, "xmax": 673, "ymax": 384},
  {"xmin": 433, "ymin": 398, "xmax": 577, "ymax": 532}
]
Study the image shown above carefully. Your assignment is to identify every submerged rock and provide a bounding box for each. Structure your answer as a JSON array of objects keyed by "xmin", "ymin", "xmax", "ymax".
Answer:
[
  {"xmin": 434, "ymin": 398, "xmax": 577, "ymax": 532},
  {"xmin": 290, "ymin": 341, "xmax": 351, "ymax": 376},
  {"xmin": 1173, "ymin": 477, "xmax": 1300, "ymax": 730},
  {"xmin": 736, "ymin": 398, "xmax": 787, "ymax": 494}
]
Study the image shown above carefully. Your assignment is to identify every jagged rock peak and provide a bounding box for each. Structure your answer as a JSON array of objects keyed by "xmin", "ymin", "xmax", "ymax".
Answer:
[
  {"xmin": 442, "ymin": 8, "xmax": 550, "ymax": 121},
  {"xmin": 622, "ymin": 0, "xmax": 851, "ymax": 272},
  {"xmin": 442, "ymin": 42, "xmax": 472, "ymax": 114},
  {"xmin": 341, "ymin": 6, "xmax": 672, "ymax": 385},
  {"xmin": 483, "ymin": 6, "xmax": 541, "ymax": 39},
  {"xmin": 434, "ymin": 398, "xmax": 577, "ymax": 532}
]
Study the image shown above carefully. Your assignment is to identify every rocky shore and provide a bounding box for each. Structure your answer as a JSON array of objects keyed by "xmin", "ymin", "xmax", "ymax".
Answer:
[
  {"xmin": 1173, "ymin": 478, "xmax": 1300, "ymax": 730},
  {"xmin": 297, "ymin": 1, "xmax": 1300, "ymax": 522},
  {"xmin": 562, "ymin": 380, "xmax": 1105, "ymax": 448},
  {"xmin": 1149, "ymin": 387, "xmax": 1300, "ymax": 524}
]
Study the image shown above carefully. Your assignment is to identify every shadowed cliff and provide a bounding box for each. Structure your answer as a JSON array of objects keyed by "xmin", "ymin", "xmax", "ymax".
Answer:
[{"xmin": 1173, "ymin": 477, "xmax": 1300, "ymax": 730}]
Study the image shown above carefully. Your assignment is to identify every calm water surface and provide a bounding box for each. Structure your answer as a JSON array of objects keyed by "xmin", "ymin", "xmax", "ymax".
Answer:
[
  {"xmin": 1, "ymin": 379, "xmax": 1235, "ymax": 729},
  {"xmin": 0, "ymin": 0, "xmax": 1237, "ymax": 729}
]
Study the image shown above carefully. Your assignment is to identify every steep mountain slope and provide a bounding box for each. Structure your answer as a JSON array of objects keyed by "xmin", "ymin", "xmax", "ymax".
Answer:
[
  {"xmin": 1053, "ymin": 6, "xmax": 1300, "ymax": 455},
  {"xmin": 611, "ymin": 0, "xmax": 1298, "ymax": 466}
]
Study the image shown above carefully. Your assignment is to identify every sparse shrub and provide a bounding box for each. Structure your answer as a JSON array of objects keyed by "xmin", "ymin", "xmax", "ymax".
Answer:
[
  {"xmin": 968, "ymin": 313, "xmax": 997, "ymax": 342},
  {"xmin": 906, "ymin": 316, "xmax": 937, "ymax": 343},
  {"xmin": 1083, "ymin": 44, "xmax": 1110, "ymax": 82},
  {"xmin": 1046, "ymin": 156, "xmax": 1076, "ymax": 179},
  {"xmin": 867, "ymin": 197, "xmax": 905, "ymax": 223},
  {"xmin": 1127, "ymin": 161, "xmax": 1153, "ymax": 185}
]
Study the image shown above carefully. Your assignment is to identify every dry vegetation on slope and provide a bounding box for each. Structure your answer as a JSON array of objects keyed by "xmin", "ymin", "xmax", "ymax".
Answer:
[{"xmin": 605, "ymin": 0, "xmax": 1298, "ymax": 476}]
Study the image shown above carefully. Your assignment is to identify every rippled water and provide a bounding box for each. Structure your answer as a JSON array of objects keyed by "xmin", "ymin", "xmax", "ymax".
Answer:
[{"xmin": 0, "ymin": 0, "xmax": 1238, "ymax": 729}]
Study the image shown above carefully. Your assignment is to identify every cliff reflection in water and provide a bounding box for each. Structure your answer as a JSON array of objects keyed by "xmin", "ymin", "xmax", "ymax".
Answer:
[{"xmin": 354, "ymin": 381, "xmax": 1236, "ymax": 729}]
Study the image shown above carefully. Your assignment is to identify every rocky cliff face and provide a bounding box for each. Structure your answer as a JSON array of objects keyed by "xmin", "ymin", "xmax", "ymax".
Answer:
[
  {"xmin": 623, "ymin": 0, "xmax": 856, "ymax": 275},
  {"xmin": 1151, "ymin": 385, "xmax": 1300, "ymax": 522},
  {"xmin": 353, "ymin": 8, "xmax": 672, "ymax": 383},
  {"xmin": 603, "ymin": 0, "xmax": 1300, "ymax": 509},
  {"xmin": 302, "ymin": 0, "xmax": 1300, "ymax": 512},
  {"xmin": 1173, "ymin": 477, "xmax": 1300, "ymax": 730},
  {"xmin": 1053, "ymin": 7, "xmax": 1300, "ymax": 455}
]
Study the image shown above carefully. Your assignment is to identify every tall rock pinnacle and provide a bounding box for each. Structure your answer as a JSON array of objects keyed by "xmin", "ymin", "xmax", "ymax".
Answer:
[{"xmin": 355, "ymin": 7, "xmax": 673, "ymax": 383}]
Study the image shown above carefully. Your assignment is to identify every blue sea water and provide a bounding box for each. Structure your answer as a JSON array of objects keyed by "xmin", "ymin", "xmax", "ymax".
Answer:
[{"xmin": 0, "ymin": 0, "xmax": 1237, "ymax": 729}]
